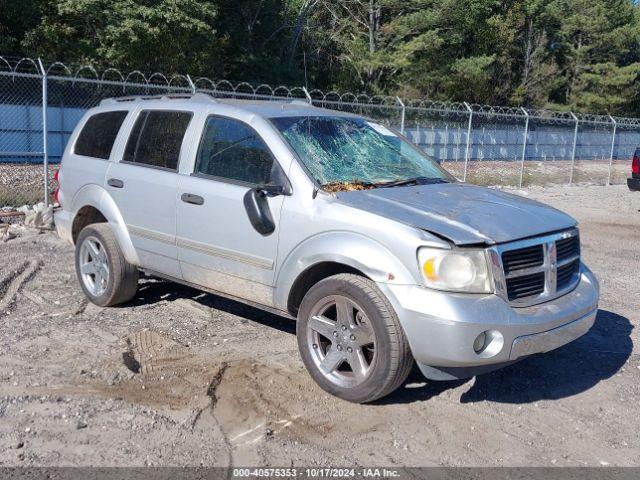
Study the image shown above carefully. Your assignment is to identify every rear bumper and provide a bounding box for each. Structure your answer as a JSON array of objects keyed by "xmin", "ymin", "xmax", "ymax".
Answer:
[
  {"xmin": 378, "ymin": 264, "xmax": 599, "ymax": 376},
  {"xmin": 628, "ymin": 177, "xmax": 640, "ymax": 191},
  {"xmin": 53, "ymin": 209, "xmax": 73, "ymax": 244}
]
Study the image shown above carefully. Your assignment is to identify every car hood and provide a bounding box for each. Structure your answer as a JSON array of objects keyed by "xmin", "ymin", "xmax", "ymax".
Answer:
[{"xmin": 334, "ymin": 182, "xmax": 577, "ymax": 245}]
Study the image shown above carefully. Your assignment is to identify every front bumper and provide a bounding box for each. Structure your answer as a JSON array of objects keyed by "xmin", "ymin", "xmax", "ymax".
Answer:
[
  {"xmin": 378, "ymin": 264, "xmax": 599, "ymax": 376},
  {"xmin": 628, "ymin": 177, "xmax": 640, "ymax": 191}
]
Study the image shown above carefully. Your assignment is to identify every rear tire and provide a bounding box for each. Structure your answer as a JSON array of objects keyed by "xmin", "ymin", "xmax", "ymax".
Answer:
[
  {"xmin": 75, "ymin": 223, "xmax": 138, "ymax": 307},
  {"xmin": 297, "ymin": 273, "xmax": 413, "ymax": 403}
]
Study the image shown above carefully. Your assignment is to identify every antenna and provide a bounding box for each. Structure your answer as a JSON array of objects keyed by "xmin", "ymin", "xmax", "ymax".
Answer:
[
  {"xmin": 303, "ymin": 51, "xmax": 308, "ymax": 91},
  {"xmin": 302, "ymin": 87, "xmax": 313, "ymax": 105}
]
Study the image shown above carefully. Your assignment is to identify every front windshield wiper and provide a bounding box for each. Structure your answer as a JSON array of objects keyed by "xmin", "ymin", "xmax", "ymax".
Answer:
[{"xmin": 374, "ymin": 176, "xmax": 450, "ymax": 188}]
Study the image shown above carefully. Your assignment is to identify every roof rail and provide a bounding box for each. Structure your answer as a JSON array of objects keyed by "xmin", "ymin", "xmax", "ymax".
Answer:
[
  {"xmin": 98, "ymin": 92, "xmax": 318, "ymax": 108},
  {"xmin": 99, "ymin": 92, "xmax": 215, "ymax": 106}
]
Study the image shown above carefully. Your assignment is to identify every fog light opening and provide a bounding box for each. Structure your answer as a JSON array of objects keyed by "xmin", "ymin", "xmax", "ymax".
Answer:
[
  {"xmin": 473, "ymin": 331, "xmax": 487, "ymax": 353},
  {"xmin": 473, "ymin": 330, "xmax": 504, "ymax": 358}
]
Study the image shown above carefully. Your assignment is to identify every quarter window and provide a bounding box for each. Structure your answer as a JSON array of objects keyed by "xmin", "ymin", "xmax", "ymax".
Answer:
[
  {"xmin": 74, "ymin": 111, "xmax": 127, "ymax": 159},
  {"xmin": 195, "ymin": 117, "xmax": 277, "ymax": 185},
  {"xmin": 124, "ymin": 110, "xmax": 192, "ymax": 170}
]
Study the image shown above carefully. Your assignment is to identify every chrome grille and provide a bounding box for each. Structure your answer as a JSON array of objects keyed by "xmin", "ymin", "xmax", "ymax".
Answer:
[
  {"xmin": 489, "ymin": 229, "xmax": 581, "ymax": 307},
  {"xmin": 502, "ymin": 244, "xmax": 544, "ymax": 275},
  {"xmin": 557, "ymin": 259, "xmax": 580, "ymax": 290},
  {"xmin": 505, "ymin": 272, "xmax": 546, "ymax": 301},
  {"xmin": 556, "ymin": 236, "xmax": 580, "ymax": 262}
]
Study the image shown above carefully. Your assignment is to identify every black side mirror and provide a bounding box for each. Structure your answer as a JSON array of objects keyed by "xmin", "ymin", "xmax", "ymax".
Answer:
[
  {"xmin": 243, "ymin": 185, "xmax": 281, "ymax": 236},
  {"xmin": 256, "ymin": 184, "xmax": 285, "ymax": 196}
]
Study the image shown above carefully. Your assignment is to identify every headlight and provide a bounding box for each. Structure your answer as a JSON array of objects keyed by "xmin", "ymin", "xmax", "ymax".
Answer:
[{"xmin": 418, "ymin": 247, "xmax": 493, "ymax": 293}]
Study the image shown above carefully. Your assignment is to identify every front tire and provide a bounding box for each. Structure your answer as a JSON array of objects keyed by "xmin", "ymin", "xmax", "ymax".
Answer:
[
  {"xmin": 75, "ymin": 223, "xmax": 139, "ymax": 307},
  {"xmin": 297, "ymin": 273, "xmax": 413, "ymax": 403}
]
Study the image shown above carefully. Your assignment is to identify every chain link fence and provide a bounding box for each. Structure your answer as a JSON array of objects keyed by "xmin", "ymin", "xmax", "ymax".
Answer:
[
  {"xmin": 0, "ymin": 59, "xmax": 45, "ymax": 206},
  {"xmin": 1, "ymin": 55, "xmax": 639, "ymax": 207}
]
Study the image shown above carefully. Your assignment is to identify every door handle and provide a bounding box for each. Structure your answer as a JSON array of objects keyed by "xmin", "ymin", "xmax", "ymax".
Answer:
[
  {"xmin": 107, "ymin": 178, "xmax": 124, "ymax": 188},
  {"xmin": 181, "ymin": 193, "xmax": 204, "ymax": 205}
]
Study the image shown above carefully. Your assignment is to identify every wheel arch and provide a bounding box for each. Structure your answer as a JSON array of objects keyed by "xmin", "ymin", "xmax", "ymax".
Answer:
[
  {"xmin": 275, "ymin": 231, "xmax": 417, "ymax": 315},
  {"xmin": 72, "ymin": 205, "xmax": 107, "ymax": 243},
  {"xmin": 286, "ymin": 262, "xmax": 366, "ymax": 316},
  {"xmin": 69, "ymin": 184, "xmax": 139, "ymax": 265}
]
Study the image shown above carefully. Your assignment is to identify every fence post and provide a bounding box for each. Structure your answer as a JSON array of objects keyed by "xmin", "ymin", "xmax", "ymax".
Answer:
[
  {"xmin": 443, "ymin": 124, "xmax": 449, "ymax": 163},
  {"xmin": 519, "ymin": 107, "xmax": 530, "ymax": 188},
  {"xmin": 569, "ymin": 112, "xmax": 579, "ymax": 185},
  {"xmin": 463, "ymin": 102, "xmax": 473, "ymax": 182},
  {"xmin": 396, "ymin": 96, "xmax": 406, "ymax": 134},
  {"xmin": 37, "ymin": 58, "xmax": 49, "ymax": 207},
  {"xmin": 608, "ymin": 115, "xmax": 617, "ymax": 186}
]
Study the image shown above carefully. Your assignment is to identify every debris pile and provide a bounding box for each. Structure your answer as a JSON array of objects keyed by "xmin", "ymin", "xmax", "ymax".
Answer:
[
  {"xmin": 17, "ymin": 203, "xmax": 55, "ymax": 230},
  {"xmin": 322, "ymin": 181, "xmax": 377, "ymax": 193},
  {"xmin": 0, "ymin": 203, "xmax": 55, "ymax": 242}
]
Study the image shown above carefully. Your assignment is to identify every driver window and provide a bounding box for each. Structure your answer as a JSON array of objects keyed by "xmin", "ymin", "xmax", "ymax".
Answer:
[{"xmin": 194, "ymin": 116, "xmax": 278, "ymax": 185}]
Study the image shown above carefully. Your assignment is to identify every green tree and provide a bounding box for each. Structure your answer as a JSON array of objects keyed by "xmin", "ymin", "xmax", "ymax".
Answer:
[
  {"xmin": 1, "ymin": 0, "xmax": 639, "ymax": 115},
  {"xmin": 22, "ymin": 0, "xmax": 223, "ymax": 76},
  {"xmin": 213, "ymin": 0, "xmax": 311, "ymax": 83},
  {"xmin": 548, "ymin": 0, "xmax": 640, "ymax": 112},
  {"xmin": 0, "ymin": 0, "xmax": 42, "ymax": 58},
  {"xmin": 306, "ymin": 0, "xmax": 510, "ymax": 102}
]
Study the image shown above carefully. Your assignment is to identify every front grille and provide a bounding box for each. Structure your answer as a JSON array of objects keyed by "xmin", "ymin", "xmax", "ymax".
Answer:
[
  {"xmin": 496, "ymin": 230, "xmax": 581, "ymax": 306},
  {"xmin": 556, "ymin": 236, "xmax": 580, "ymax": 262},
  {"xmin": 501, "ymin": 245, "xmax": 544, "ymax": 274},
  {"xmin": 557, "ymin": 259, "xmax": 580, "ymax": 290},
  {"xmin": 505, "ymin": 272, "xmax": 545, "ymax": 300}
]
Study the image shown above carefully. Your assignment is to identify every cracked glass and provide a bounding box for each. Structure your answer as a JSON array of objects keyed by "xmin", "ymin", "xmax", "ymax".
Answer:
[{"xmin": 272, "ymin": 116, "xmax": 451, "ymax": 189}]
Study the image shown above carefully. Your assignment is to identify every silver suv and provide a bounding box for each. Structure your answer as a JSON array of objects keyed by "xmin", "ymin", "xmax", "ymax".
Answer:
[{"xmin": 55, "ymin": 93, "xmax": 599, "ymax": 403}]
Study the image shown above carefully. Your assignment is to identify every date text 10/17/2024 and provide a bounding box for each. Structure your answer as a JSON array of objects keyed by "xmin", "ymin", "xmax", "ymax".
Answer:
[{"xmin": 232, "ymin": 468, "xmax": 401, "ymax": 478}]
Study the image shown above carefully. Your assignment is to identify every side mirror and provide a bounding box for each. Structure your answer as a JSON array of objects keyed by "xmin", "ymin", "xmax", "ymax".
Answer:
[
  {"xmin": 256, "ymin": 184, "xmax": 285, "ymax": 196},
  {"xmin": 243, "ymin": 186, "xmax": 279, "ymax": 236}
]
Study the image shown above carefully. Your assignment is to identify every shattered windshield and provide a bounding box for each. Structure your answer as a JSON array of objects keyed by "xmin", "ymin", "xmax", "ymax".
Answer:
[{"xmin": 271, "ymin": 116, "xmax": 452, "ymax": 190}]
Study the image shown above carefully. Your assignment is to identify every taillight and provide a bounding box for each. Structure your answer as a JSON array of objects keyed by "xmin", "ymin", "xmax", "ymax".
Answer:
[
  {"xmin": 53, "ymin": 167, "xmax": 61, "ymax": 205},
  {"xmin": 633, "ymin": 151, "xmax": 639, "ymax": 175}
]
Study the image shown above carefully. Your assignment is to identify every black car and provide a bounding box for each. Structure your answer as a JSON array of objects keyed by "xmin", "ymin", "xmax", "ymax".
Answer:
[{"xmin": 629, "ymin": 147, "xmax": 640, "ymax": 191}]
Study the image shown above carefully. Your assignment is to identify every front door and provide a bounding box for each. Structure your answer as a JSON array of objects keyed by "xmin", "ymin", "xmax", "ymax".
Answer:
[{"xmin": 176, "ymin": 116, "xmax": 288, "ymax": 307}]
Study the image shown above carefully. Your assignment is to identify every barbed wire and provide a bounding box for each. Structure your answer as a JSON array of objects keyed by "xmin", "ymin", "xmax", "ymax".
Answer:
[{"xmin": 1, "ymin": 54, "xmax": 640, "ymax": 128}]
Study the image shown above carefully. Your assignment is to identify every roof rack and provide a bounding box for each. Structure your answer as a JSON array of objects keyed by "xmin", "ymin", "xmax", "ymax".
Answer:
[
  {"xmin": 99, "ymin": 92, "xmax": 215, "ymax": 106},
  {"xmin": 98, "ymin": 92, "xmax": 317, "ymax": 108}
]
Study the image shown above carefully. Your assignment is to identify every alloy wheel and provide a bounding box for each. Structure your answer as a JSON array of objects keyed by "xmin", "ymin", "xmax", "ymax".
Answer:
[
  {"xmin": 79, "ymin": 236, "xmax": 110, "ymax": 297},
  {"xmin": 306, "ymin": 295, "xmax": 377, "ymax": 388}
]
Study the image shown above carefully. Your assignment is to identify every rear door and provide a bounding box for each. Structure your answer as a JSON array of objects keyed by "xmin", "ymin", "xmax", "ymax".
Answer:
[
  {"xmin": 106, "ymin": 108, "xmax": 194, "ymax": 278},
  {"xmin": 176, "ymin": 115, "xmax": 289, "ymax": 306}
]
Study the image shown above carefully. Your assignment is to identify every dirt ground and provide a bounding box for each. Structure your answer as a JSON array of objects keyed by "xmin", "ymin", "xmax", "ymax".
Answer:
[{"xmin": 0, "ymin": 184, "xmax": 638, "ymax": 467}]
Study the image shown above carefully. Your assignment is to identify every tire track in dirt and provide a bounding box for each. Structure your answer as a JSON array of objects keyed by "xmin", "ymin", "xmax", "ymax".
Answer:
[
  {"xmin": 0, "ymin": 259, "xmax": 42, "ymax": 315},
  {"xmin": 122, "ymin": 330, "xmax": 196, "ymax": 377}
]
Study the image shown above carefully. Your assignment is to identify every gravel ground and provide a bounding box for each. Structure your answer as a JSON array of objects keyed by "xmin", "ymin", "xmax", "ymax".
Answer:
[
  {"xmin": 443, "ymin": 159, "xmax": 630, "ymax": 187},
  {"xmin": 0, "ymin": 164, "xmax": 56, "ymax": 206},
  {"xmin": 0, "ymin": 184, "xmax": 638, "ymax": 467}
]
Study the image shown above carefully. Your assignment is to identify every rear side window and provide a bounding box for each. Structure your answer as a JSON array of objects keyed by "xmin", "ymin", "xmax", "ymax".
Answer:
[
  {"xmin": 123, "ymin": 110, "xmax": 192, "ymax": 170},
  {"xmin": 194, "ymin": 116, "xmax": 276, "ymax": 184},
  {"xmin": 74, "ymin": 111, "xmax": 128, "ymax": 159}
]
